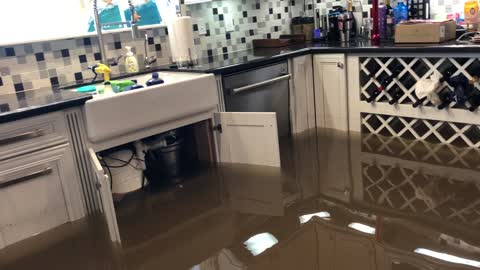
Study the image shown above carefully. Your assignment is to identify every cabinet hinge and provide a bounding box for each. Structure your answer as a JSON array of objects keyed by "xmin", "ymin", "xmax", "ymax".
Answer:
[{"xmin": 212, "ymin": 124, "xmax": 223, "ymax": 133}]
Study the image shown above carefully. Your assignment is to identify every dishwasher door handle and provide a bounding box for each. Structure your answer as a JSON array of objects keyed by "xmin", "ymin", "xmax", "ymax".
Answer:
[{"xmin": 230, "ymin": 74, "xmax": 291, "ymax": 95}]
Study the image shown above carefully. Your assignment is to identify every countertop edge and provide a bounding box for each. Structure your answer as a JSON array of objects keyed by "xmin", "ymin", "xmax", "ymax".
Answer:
[
  {"xmin": 0, "ymin": 95, "xmax": 92, "ymax": 124},
  {"xmin": 177, "ymin": 44, "xmax": 480, "ymax": 75}
]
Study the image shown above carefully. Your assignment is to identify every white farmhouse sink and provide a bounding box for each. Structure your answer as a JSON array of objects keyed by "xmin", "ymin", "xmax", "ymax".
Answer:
[{"xmin": 83, "ymin": 72, "xmax": 217, "ymax": 144}]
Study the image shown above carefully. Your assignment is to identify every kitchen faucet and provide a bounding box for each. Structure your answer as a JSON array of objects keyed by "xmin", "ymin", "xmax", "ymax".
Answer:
[
  {"xmin": 92, "ymin": 0, "xmax": 142, "ymax": 65},
  {"xmin": 144, "ymin": 33, "xmax": 157, "ymax": 69}
]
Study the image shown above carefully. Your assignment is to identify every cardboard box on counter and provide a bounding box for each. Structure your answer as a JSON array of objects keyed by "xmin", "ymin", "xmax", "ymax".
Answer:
[{"xmin": 395, "ymin": 20, "xmax": 457, "ymax": 43}]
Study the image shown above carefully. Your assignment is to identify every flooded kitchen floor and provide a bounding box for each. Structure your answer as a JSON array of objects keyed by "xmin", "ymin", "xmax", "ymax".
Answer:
[{"xmin": 2, "ymin": 128, "xmax": 480, "ymax": 270}]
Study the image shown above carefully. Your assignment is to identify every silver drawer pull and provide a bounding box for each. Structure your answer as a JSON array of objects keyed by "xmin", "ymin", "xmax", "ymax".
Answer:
[
  {"xmin": 0, "ymin": 167, "xmax": 53, "ymax": 189},
  {"xmin": 230, "ymin": 74, "xmax": 292, "ymax": 95},
  {"xmin": 0, "ymin": 129, "xmax": 45, "ymax": 146}
]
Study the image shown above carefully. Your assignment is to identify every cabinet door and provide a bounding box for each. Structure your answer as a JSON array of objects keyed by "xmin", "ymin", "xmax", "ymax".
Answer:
[
  {"xmin": 314, "ymin": 54, "xmax": 348, "ymax": 131},
  {"xmin": 215, "ymin": 112, "xmax": 281, "ymax": 167},
  {"xmin": 0, "ymin": 145, "xmax": 81, "ymax": 249},
  {"xmin": 88, "ymin": 148, "xmax": 121, "ymax": 243}
]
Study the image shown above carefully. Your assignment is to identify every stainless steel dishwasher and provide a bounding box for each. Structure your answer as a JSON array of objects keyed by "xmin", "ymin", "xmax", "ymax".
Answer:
[{"xmin": 222, "ymin": 62, "xmax": 291, "ymax": 137}]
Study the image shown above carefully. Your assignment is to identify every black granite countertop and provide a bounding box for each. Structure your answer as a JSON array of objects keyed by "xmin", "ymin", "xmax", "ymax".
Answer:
[
  {"xmin": 159, "ymin": 40, "xmax": 480, "ymax": 74},
  {"xmin": 0, "ymin": 87, "xmax": 92, "ymax": 124}
]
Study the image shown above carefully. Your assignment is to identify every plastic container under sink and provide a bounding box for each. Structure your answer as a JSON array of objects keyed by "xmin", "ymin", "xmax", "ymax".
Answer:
[{"xmin": 105, "ymin": 149, "xmax": 144, "ymax": 195}]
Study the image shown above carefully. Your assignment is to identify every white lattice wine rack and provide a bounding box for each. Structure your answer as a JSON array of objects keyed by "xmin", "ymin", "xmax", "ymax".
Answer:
[
  {"xmin": 348, "ymin": 55, "xmax": 480, "ymax": 139},
  {"xmin": 347, "ymin": 55, "xmax": 480, "ymax": 226},
  {"xmin": 360, "ymin": 56, "xmax": 480, "ymax": 109},
  {"xmin": 361, "ymin": 113, "xmax": 480, "ymax": 170}
]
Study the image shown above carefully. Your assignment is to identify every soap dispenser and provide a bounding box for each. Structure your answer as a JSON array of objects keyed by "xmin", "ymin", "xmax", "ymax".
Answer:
[{"xmin": 125, "ymin": 46, "xmax": 139, "ymax": 73}]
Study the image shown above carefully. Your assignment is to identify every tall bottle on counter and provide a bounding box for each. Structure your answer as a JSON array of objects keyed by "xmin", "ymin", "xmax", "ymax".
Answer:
[
  {"xmin": 371, "ymin": 0, "xmax": 380, "ymax": 43},
  {"xmin": 379, "ymin": 2, "xmax": 387, "ymax": 40},
  {"xmin": 385, "ymin": 0, "xmax": 395, "ymax": 40}
]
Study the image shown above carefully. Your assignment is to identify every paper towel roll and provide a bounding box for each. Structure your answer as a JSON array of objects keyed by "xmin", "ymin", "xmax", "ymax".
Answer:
[{"xmin": 168, "ymin": 16, "xmax": 197, "ymax": 66}]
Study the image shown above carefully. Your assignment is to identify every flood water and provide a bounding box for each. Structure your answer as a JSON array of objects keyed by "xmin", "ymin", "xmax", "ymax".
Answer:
[{"xmin": 2, "ymin": 128, "xmax": 480, "ymax": 270}]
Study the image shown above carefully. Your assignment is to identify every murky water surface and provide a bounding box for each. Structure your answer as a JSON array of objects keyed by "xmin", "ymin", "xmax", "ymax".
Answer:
[{"xmin": 2, "ymin": 128, "xmax": 480, "ymax": 270}]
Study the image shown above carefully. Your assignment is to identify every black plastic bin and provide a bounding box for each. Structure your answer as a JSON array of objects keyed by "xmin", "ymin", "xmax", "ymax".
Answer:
[{"xmin": 144, "ymin": 132, "xmax": 188, "ymax": 186}]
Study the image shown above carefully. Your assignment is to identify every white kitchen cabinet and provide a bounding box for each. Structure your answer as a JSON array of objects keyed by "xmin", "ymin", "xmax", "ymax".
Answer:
[
  {"xmin": 289, "ymin": 56, "xmax": 320, "ymax": 200},
  {"xmin": 0, "ymin": 144, "xmax": 84, "ymax": 249},
  {"xmin": 313, "ymin": 54, "xmax": 348, "ymax": 131},
  {"xmin": 0, "ymin": 110, "xmax": 88, "ymax": 250},
  {"xmin": 313, "ymin": 54, "xmax": 351, "ymax": 203}
]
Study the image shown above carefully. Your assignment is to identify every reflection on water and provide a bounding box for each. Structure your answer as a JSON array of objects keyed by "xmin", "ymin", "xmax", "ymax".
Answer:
[{"xmin": 3, "ymin": 128, "xmax": 480, "ymax": 270}]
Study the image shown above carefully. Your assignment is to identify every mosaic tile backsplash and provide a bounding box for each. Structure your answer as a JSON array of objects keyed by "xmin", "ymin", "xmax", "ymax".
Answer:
[
  {"xmin": 0, "ymin": 0, "xmax": 311, "ymax": 94},
  {"xmin": 0, "ymin": 0, "xmax": 455, "ymax": 94}
]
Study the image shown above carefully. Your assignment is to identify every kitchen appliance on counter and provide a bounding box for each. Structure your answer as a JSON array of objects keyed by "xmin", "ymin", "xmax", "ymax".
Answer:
[
  {"xmin": 327, "ymin": 6, "xmax": 356, "ymax": 42},
  {"xmin": 328, "ymin": 6, "xmax": 344, "ymax": 41}
]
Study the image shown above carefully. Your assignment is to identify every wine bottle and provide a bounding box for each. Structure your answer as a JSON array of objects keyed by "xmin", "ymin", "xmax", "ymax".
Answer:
[
  {"xmin": 381, "ymin": 65, "xmax": 403, "ymax": 89},
  {"xmin": 437, "ymin": 88, "xmax": 455, "ymax": 110},
  {"xmin": 439, "ymin": 68, "xmax": 456, "ymax": 85},
  {"xmin": 412, "ymin": 97, "xmax": 427, "ymax": 108},
  {"xmin": 366, "ymin": 86, "xmax": 383, "ymax": 103},
  {"xmin": 449, "ymin": 75, "xmax": 470, "ymax": 105},
  {"xmin": 468, "ymin": 89, "xmax": 480, "ymax": 112},
  {"xmin": 388, "ymin": 87, "xmax": 402, "ymax": 104}
]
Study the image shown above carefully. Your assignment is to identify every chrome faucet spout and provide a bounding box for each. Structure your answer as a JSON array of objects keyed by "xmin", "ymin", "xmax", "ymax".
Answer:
[
  {"xmin": 93, "ymin": 0, "xmax": 108, "ymax": 64},
  {"xmin": 92, "ymin": 0, "xmax": 143, "ymax": 64},
  {"xmin": 144, "ymin": 33, "xmax": 157, "ymax": 69},
  {"xmin": 129, "ymin": 0, "xmax": 142, "ymax": 39}
]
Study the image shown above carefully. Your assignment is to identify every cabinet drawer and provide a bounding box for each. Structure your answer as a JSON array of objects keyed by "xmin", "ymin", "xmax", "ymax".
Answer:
[
  {"xmin": 0, "ymin": 145, "xmax": 79, "ymax": 249},
  {"xmin": 0, "ymin": 112, "xmax": 68, "ymax": 161}
]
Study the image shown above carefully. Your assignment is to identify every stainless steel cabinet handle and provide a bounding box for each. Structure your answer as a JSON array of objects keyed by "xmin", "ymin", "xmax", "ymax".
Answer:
[
  {"xmin": 230, "ymin": 74, "xmax": 292, "ymax": 95},
  {"xmin": 0, "ymin": 129, "xmax": 45, "ymax": 146},
  {"xmin": 0, "ymin": 167, "xmax": 52, "ymax": 189}
]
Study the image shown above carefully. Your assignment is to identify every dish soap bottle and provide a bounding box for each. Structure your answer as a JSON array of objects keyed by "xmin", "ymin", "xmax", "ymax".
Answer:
[{"xmin": 125, "ymin": 46, "xmax": 139, "ymax": 73}]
